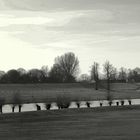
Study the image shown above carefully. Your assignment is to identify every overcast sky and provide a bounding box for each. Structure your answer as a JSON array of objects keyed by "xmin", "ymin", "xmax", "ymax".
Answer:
[{"xmin": 0, "ymin": 0, "xmax": 140, "ymax": 74}]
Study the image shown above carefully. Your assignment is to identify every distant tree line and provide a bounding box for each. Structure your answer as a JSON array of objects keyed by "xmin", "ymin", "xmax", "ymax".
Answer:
[
  {"xmin": 80, "ymin": 61, "xmax": 140, "ymax": 91},
  {"xmin": 0, "ymin": 52, "xmax": 140, "ymax": 84},
  {"xmin": 89, "ymin": 61, "xmax": 140, "ymax": 91},
  {"xmin": 0, "ymin": 52, "xmax": 79, "ymax": 83}
]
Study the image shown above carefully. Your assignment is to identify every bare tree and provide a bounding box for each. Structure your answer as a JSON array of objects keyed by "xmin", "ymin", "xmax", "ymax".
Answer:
[
  {"xmin": 110, "ymin": 67, "xmax": 118, "ymax": 81},
  {"xmin": 79, "ymin": 74, "xmax": 90, "ymax": 83},
  {"xmin": 91, "ymin": 62, "xmax": 99, "ymax": 90},
  {"xmin": 41, "ymin": 66, "xmax": 49, "ymax": 78},
  {"xmin": 54, "ymin": 52, "xmax": 79, "ymax": 82},
  {"xmin": 128, "ymin": 68, "xmax": 140, "ymax": 82},
  {"xmin": 103, "ymin": 61, "xmax": 115, "ymax": 91},
  {"xmin": 118, "ymin": 67, "xmax": 127, "ymax": 82}
]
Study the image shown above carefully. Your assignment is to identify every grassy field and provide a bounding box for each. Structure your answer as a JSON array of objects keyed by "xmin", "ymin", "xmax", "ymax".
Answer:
[
  {"xmin": 0, "ymin": 83, "xmax": 140, "ymax": 104},
  {"xmin": 0, "ymin": 106, "xmax": 140, "ymax": 140},
  {"xmin": 0, "ymin": 83, "xmax": 140, "ymax": 140}
]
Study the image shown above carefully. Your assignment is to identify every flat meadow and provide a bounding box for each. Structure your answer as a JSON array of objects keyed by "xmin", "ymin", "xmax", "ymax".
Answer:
[
  {"xmin": 0, "ymin": 106, "xmax": 140, "ymax": 140},
  {"xmin": 0, "ymin": 83, "xmax": 140, "ymax": 140},
  {"xmin": 0, "ymin": 83, "xmax": 140, "ymax": 104}
]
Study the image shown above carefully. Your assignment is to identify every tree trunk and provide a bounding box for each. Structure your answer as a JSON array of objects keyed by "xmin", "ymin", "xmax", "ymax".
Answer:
[
  {"xmin": 116, "ymin": 102, "xmax": 119, "ymax": 106},
  {"xmin": 12, "ymin": 106, "xmax": 15, "ymax": 113},
  {"xmin": 19, "ymin": 105, "xmax": 22, "ymax": 112},
  {"xmin": 128, "ymin": 100, "xmax": 131, "ymax": 105},
  {"xmin": 107, "ymin": 78, "xmax": 110, "ymax": 91},
  {"xmin": 95, "ymin": 80, "xmax": 98, "ymax": 90},
  {"xmin": 100, "ymin": 103, "xmax": 103, "ymax": 107},
  {"xmin": 0, "ymin": 105, "xmax": 2, "ymax": 113}
]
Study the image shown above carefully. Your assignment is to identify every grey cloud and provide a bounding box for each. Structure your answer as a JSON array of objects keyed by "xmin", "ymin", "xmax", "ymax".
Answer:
[
  {"xmin": 1, "ymin": 0, "xmax": 140, "ymax": 38},
  {"xmin": 0, "ymin": 0, "xmax": 140, "ymax": 50},
  {"xmin": 45, "ymin": 16, "xmax": 140, "ymax": 37},
  {"xmin": 0, "ymin": 0, "xmax": 140, "ymax": 11}
]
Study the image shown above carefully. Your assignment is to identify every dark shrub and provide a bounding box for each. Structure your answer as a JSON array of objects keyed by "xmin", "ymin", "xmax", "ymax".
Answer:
[
  {"xmin": 100, "ymin": 102, "xmax": 103, "ymax": 107},
  {"xmin": 56, "ymin": 94, "xmax": 71, "ymax": 109},
  {"xmin": 36, "ymin": 104, "xmax": 41, "ymax": 110},
  {"xmin": 128, "ymin": 100, "xmax": 132, "ymax": 105},
  {"xmin": 12, "ymin": 105, "xmax": 15, "ymax": 113},
  {"xmin": 108, "ymin": 101, "xmax": 112, "ymax": 106},
  {"xmin": 86, "ymin": 102, "xmax": 90, "ymax": 108},
  {"xmin": 19, "ymin": 104, "xmax": 22, "ymax": 112},
  {"xmin": 45, "ymin": 103, "xmax": 51, "ymax": 110},
  {"xmin": 76, "ymin": 102, "xmax": 80, "ymax": 108},
  {"xmin": 121, "ymin": 100, "xmax": 124, "ymax": 106},
  {"xmin": 116, "ymin": 101, "xmax": 119, "ymax": 106}
]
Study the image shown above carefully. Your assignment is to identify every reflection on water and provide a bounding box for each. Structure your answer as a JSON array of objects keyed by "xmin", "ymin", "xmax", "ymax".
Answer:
[{"xmin": 2, "ymin": 99, "xmax": 140, "ymax": 114}]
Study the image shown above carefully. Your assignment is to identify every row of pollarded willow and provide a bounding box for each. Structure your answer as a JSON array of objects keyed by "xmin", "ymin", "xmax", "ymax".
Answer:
[
  {"xmin": 0, "ymin": 95, "xmax": 132, "ymax": 114},
  {"xmin": 39, "ymin": 99, "xmax": 133, "ymax": 111}
]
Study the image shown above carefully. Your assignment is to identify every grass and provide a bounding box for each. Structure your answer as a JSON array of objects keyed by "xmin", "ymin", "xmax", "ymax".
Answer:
[
  {"xmin": 0, "ymin": 105, "xmax": 140, "ymax": 140},
  {"xmin": 0, "ymin": 83, "xmax": 140, "ymax": 139},
  {"xmin": 0, "ymin": 83, "xmax": 140, "ymax": 104}
]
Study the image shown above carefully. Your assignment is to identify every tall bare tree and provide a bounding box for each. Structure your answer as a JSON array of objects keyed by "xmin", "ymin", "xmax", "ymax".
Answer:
[
  {"xmin": 110, "ymin": 67, "xmax": 118, "ymax": 81},
  {"xmin": 91, "ymin": 62, "xmax": 99, "ymax": 90},
  {"xmin": 103, "ymin": 61, "xmax": 114, "ymax": 91},
  {"xmin": 54, "ymin": 52, "xmax": 79, "ymax": 82}
]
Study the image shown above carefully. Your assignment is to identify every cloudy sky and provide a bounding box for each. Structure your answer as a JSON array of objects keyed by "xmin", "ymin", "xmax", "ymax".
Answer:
[{"xmin": 0, "ymin": 0, "xmax": 140, "ymax": 74}]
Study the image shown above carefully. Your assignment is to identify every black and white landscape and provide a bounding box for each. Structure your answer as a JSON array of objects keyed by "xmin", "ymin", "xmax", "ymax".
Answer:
[{"xmin": 0, "ymin": 0, "xmax": 140, "ymax": 140}]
